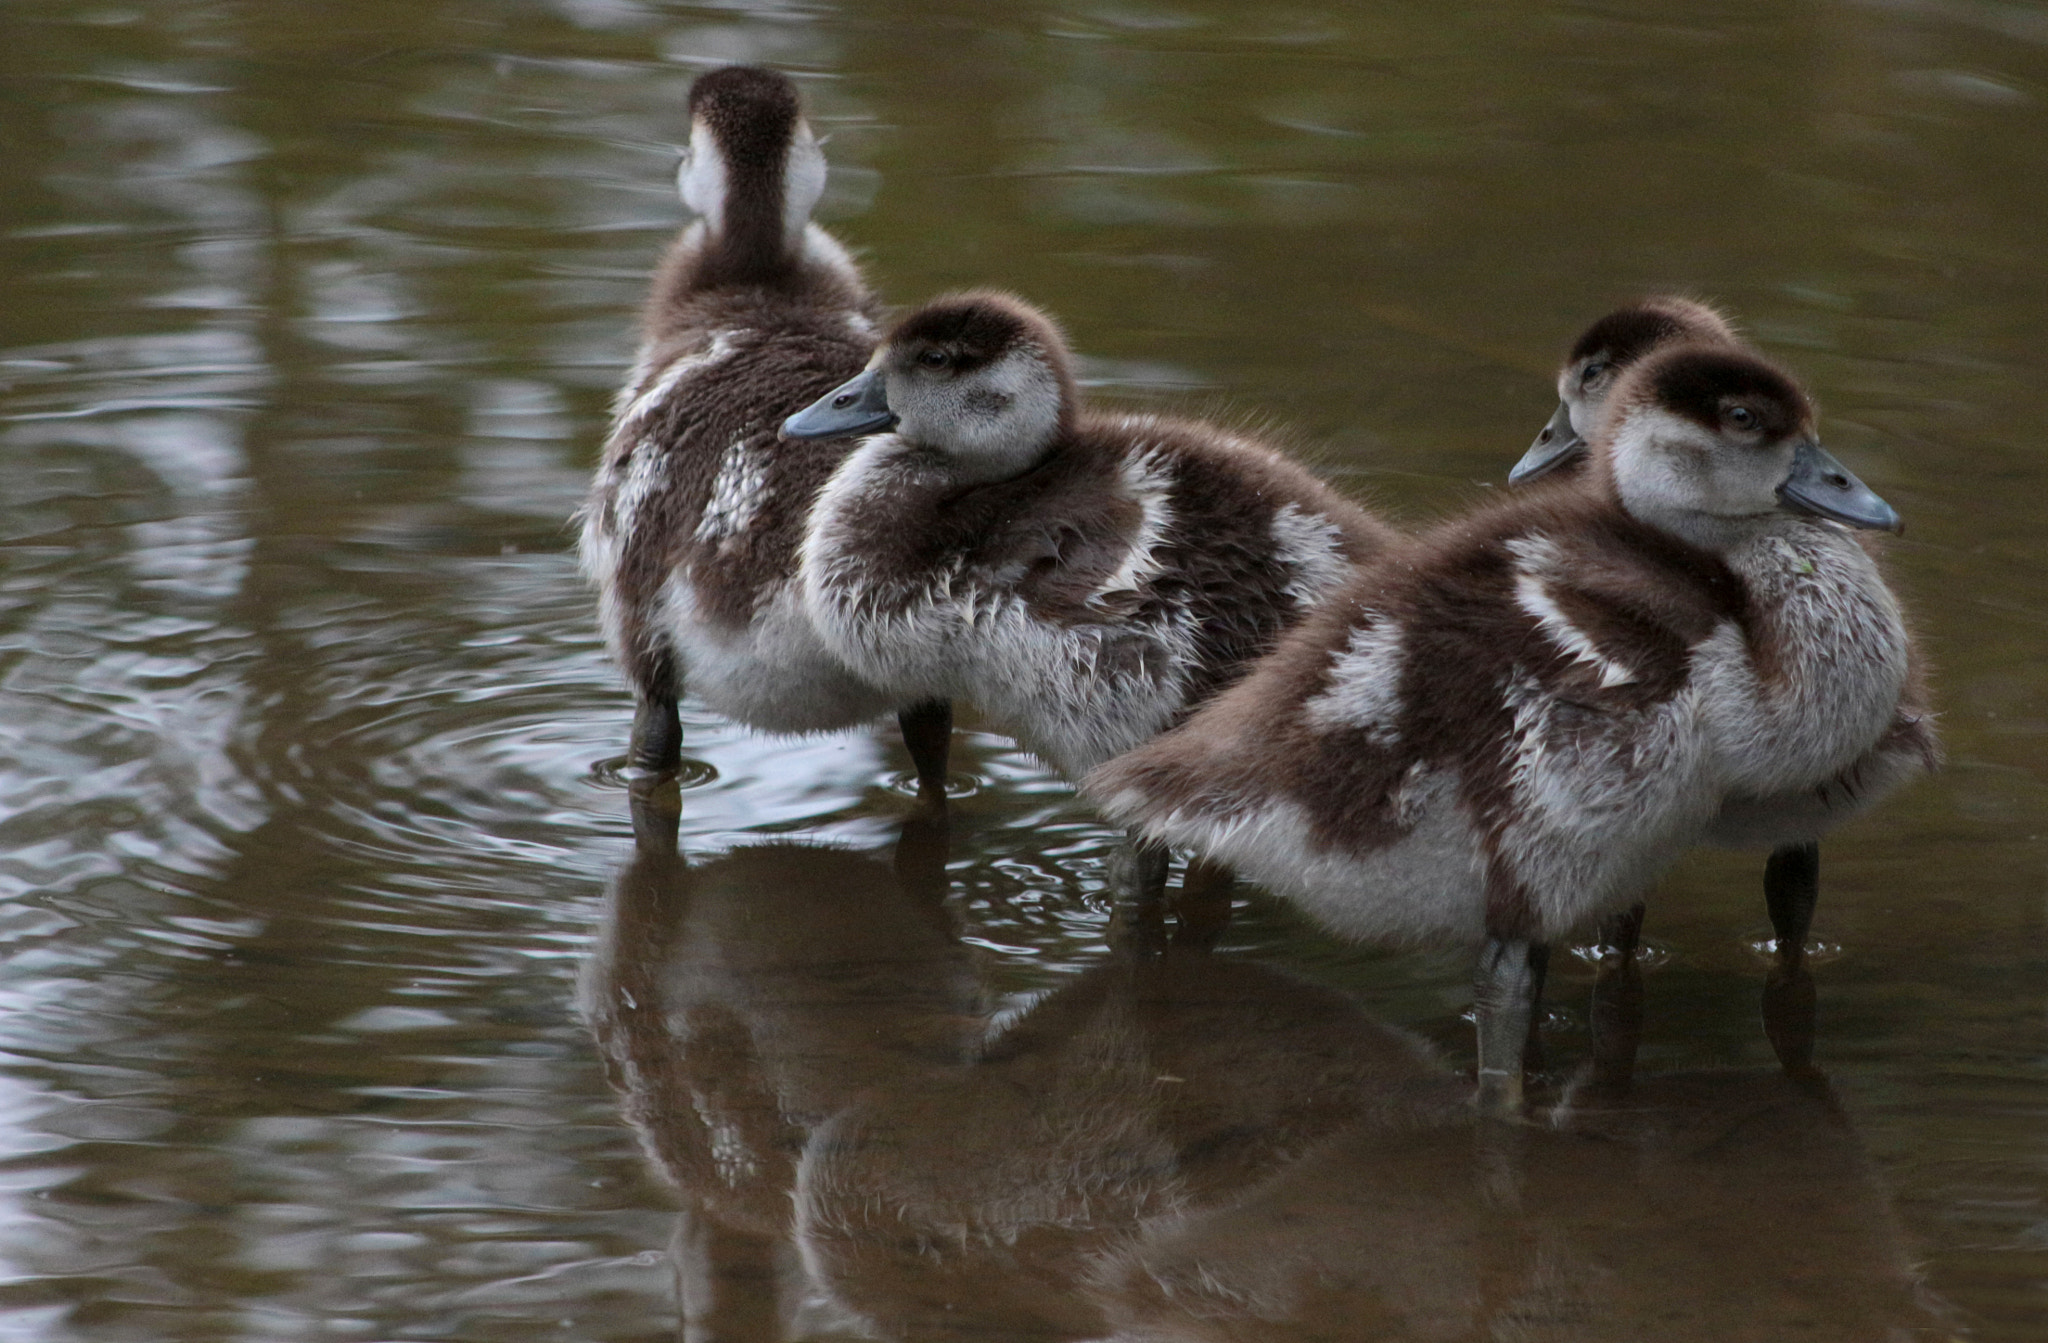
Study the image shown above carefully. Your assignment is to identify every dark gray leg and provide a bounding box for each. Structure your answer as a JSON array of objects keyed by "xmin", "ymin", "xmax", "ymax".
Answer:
[
  {"xmin": 1589, "ymin": 902, "xmax": 1646, "ymax": 1093},
  {"xmin": 1115, "ymin": 834, "xmax": 1171, "ymax": 901},
  {"xmin": 897, "ymin": 699, "xmax": 953, "ymax": 804},
  {"xmin": 1764, "ymin": 841, "xmax": 1819, "ymax": 965},
  {"xmin": 1763, "ymin": 843, "xmax": 1821, "ymax": 1076},
  {"xmin": 1110, "ymin": 834, "xmax": 1174, "ymax": 952},
  {"xmin": 1475, "ymin": 936, "xmax": 1542, "ymax": 1117},
  {"xmin": 630, "ymin": 693, "xmax": 682, "ymax": 774}
]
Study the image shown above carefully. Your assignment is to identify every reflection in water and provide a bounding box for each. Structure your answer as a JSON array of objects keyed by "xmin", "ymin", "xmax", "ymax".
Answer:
[{"xmin": 587, "ymin": 801, "xmax": 1951, "ymax": 1340}]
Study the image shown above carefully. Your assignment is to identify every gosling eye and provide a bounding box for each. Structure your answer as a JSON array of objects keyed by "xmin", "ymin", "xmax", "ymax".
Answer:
[
  {"xmin": 1579, "ymin": 360, "xmax": 1608, "ymax": 389},
  {"xmin": 1725, "ymin": 404, "xmax": 1758, "ymax": 432},
  {"xmin": 916, "ymin": 349, "xmax": 950, "ymax": 371}
]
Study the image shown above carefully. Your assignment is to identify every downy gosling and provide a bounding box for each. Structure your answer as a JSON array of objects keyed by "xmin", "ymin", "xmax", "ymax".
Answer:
[
  {"xmin": 578, "ymin": 66, "xmax": 953, "ymax": 797},
  {"xmin": 1088, "ymin": 341, "xmax": 1932, "ymax": 1113},
  {"xmin": 783, "ymin": 292, "xmax": 1395, "ymax": 890},
  {"xmin": 1513, "ymin": 299, "xmax": 1939, "ymax": 984}
]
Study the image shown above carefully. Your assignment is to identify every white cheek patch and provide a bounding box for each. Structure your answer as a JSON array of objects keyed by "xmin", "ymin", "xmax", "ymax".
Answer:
[
  {"xmin": 898, "ymin": 349, "xmax": 1063, "ymax": 478},
  {"xmin": 985, "ymin": 349, "xmax": 1062, "ymax": 442},
  {"xmin": 1611, "ymin": 407, "xmax": 1800, "ymax": 533},
  {"xmin": 677, "ymin": 121, "xmax": 728, "ymax": 226},
  {"xmin": 1561, "ymin": 369, "xmax": 1594, "ymax": 438},
  {"xmin": 1607, "ymin": 408, "xmax": 1736, "ymax": 541},
  {"xmin": 782, "ymin": 121, "xmax": 828, "ymax": 241}
]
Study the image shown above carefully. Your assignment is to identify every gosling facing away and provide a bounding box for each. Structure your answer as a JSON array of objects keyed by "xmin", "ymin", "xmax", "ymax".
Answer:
[
  {"xmin": 1089, "ymin": 341, "xmax": 1933, "ymax": 1113},
  {"xmin": 577, "ymin": 65, "xmax": 953, "ymax": 797}
]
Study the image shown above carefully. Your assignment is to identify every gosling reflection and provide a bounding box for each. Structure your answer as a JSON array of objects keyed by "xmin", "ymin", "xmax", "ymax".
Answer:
[
  {"xmin": 581, "ymin": 790, "xmax": 978, "ymax": 1338},
  {"xmin": 585, "ymin": 799, "xmax": 1942, "ymax": 1341}
]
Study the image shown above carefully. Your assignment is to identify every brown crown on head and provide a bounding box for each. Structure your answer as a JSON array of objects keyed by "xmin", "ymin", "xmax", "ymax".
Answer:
[
  {"xmin": 1568, "ymin": 296, "xmax": 1739, "ymax": 368},
  {"xmin": 888, "ymin": 292, "xmax": 1079, "ymax": 414},
  {"xmin": 1611, "ymin": 344, "xmax": 1813, "ymax": 444}
]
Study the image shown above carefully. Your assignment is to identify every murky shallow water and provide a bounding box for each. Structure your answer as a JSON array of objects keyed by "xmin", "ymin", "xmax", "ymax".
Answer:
[{"xmin": 0, "ymin": 0, "xmax": 2043, "ymax": 1337}]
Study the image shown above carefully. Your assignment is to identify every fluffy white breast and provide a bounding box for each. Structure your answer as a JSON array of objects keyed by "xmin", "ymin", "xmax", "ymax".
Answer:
[
  {"xmin": 1700, "ymin": 523, "xmax": 1910, "ymax": 795},
  {"xmin": 661, "ymin": 575, "xmax": 896, "ymax": 733}
]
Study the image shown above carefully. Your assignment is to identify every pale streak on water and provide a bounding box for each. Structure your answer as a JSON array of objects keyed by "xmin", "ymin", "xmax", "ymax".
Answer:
[{"xmin": 0, "ymin": 0, "xmax": 2041, "ymax": 1338}]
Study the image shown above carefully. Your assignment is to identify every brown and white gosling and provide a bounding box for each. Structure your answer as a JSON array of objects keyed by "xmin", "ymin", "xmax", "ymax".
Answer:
[
  {"xmin": 1513, "ymin": 299, "xmax": 1940, "ymax": 984},
  {"xmin": 577, "ymin": 66, "xmax": 953, "ymax": 796},
  {"xmin": 782, "ymin": 292, "xmax": 1395, "ymax": 888},
  {"xmin": 1087, "ymin": 341, "xmax": 1933, "ymax": 1112}
]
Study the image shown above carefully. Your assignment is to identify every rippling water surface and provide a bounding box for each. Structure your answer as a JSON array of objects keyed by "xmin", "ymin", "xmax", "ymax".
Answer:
[{"xmin": 0, "ymin": 0, "xmax": 2042, "ymax": 1337}]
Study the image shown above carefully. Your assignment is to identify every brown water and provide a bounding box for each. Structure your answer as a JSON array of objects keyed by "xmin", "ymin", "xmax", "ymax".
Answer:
[{"xmin": 0, "ymin": 0, "xmax": 2041, "ymax": 1337}]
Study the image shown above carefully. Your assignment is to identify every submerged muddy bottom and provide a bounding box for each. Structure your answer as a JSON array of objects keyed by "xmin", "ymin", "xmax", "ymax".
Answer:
[{"xmin": 0, "ymin": 0, "xmax": 2042, "ymax": 1338}]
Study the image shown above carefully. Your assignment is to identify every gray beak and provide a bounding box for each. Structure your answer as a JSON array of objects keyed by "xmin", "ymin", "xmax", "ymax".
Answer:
[
  {"xmin": 1777, "ymin": 440, "xmax": 1902, "ymax": 533},
  {"xmin": 781, "ymin": 366, "xmax": 896, "ymax": 440},
  {"xmin": 1507, "ymin": 401, "xmax": 1587, "ymax": 485}
]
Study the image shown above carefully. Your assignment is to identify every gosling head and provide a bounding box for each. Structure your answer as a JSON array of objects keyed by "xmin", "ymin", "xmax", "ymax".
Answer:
[
  {"xmin": 1601, "ymin": 344, "xmax": 1901, "ymax": 551},
  {"xmin": 782, "ymin": 292, "xmax": 1078, "ymax": 486},
  {"xmin": 677, "ymin": 65, "xmax": 827, "ymax": 259},
  {"xmin": 1512, "ymin": 297, "xmax": 1740, "ymax": 485}
]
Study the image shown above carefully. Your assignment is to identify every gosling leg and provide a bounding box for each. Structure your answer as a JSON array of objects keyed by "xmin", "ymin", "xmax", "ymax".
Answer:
[
  {"xmin": 1764, "ymin": 841, "xmax": 1820, "ymax": 967},
  {"xmin": 896, "ymin": 699, "xmax": 954, "ymax": 805},
  {"xmin": 626, "ymin": 772, "xmax": 682, "ymax": 856},
  {"xmin": 1475, "ymin": 935, "xmax": 1543, "ymax": 1117},
  {"xmin": 630, "ymin": 692, "xmax": 683, "ymax": 774},
  {"xmin": 1762, "ymin": 842, "xmax": 1821, "ymax": 1075},
  {"xmin": 1110, "ymin": 834, "xmax": 1173, "ymax": 952},
  {"xmin": 1115, "ymin": 833, "xmax": 1171, "ymax": 902}
]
